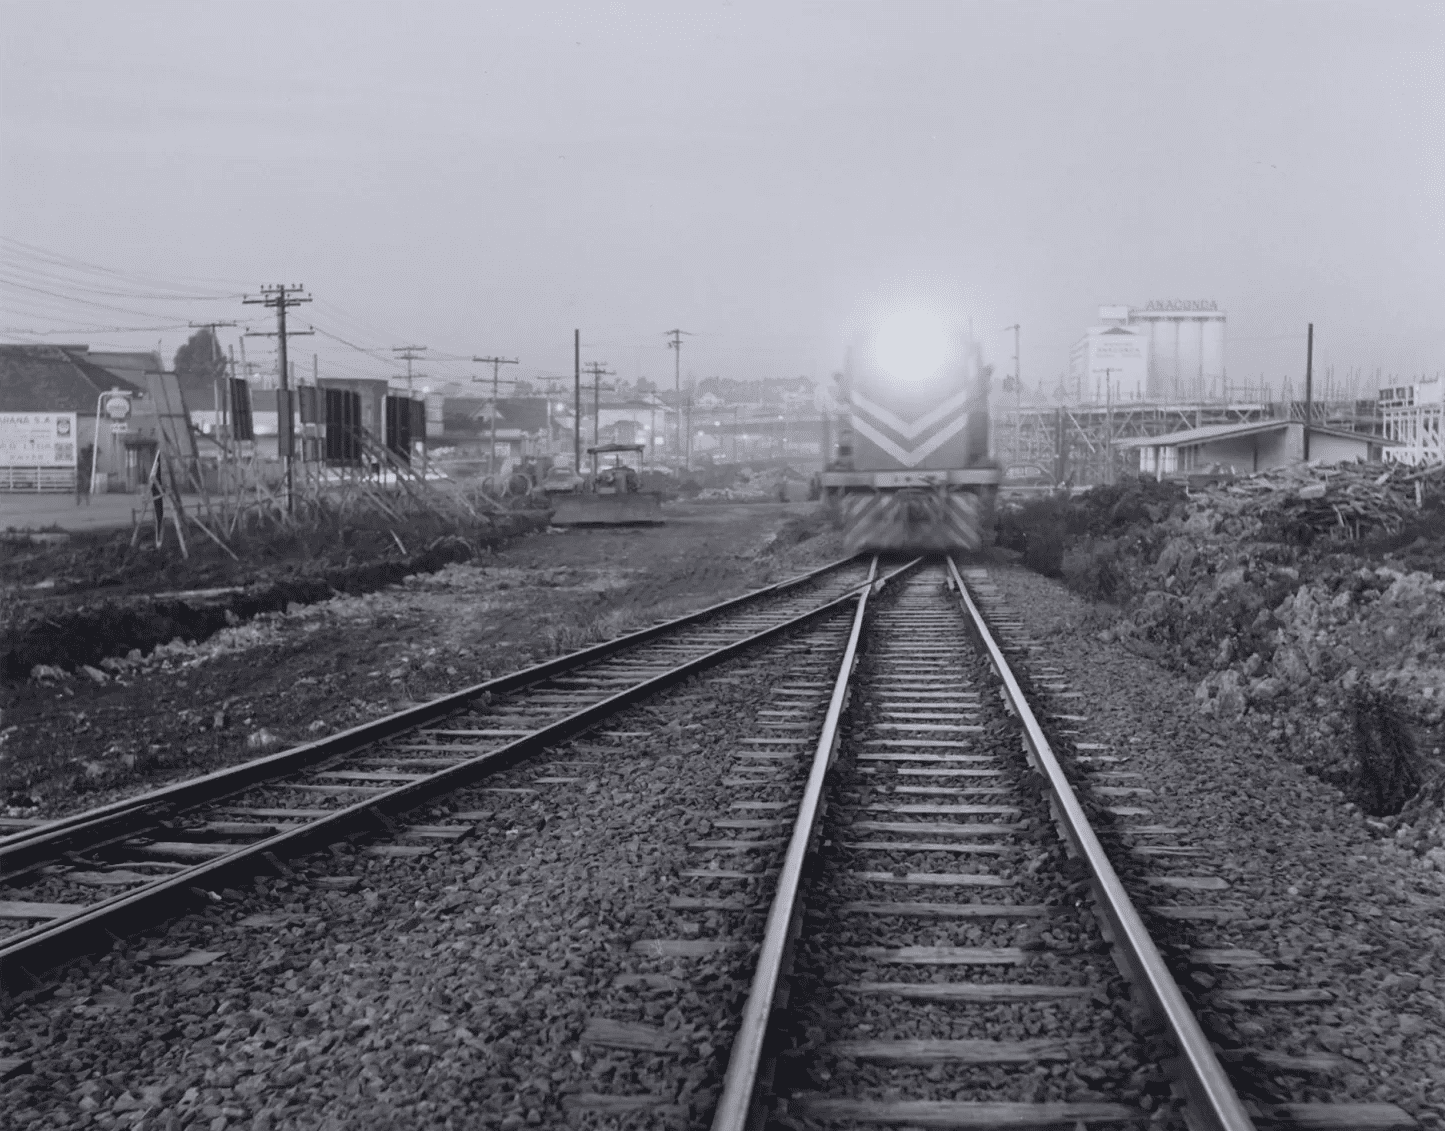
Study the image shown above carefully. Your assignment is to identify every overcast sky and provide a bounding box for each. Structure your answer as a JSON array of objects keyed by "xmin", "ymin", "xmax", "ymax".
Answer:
[{"xmin": 2, "ymin": 1, "xmax": 1441, "ymax": 397}]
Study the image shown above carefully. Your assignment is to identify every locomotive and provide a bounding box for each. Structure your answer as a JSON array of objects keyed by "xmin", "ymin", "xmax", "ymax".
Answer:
[{"xmin": 821, "ymin": 318, "xmax": 1000, "ymax": 554}]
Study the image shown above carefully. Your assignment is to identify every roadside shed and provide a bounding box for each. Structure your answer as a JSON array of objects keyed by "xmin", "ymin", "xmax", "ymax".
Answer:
[{"xmin": 1115, "ymin": 419, "xmax": 1393, "ymax": 478}]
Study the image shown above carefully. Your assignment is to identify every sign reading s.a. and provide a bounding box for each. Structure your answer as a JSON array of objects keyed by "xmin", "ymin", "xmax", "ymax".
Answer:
[{"xmin": 0, "ymin": 413, "xmax": 79, "ymax": 466}]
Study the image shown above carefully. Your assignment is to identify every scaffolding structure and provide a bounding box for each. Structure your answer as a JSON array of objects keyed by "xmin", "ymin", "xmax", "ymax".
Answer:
[
  {"xmin": 1379, "ymin": 381, "xmax": 1443, "ymax": 466},
  {"xmin": 994, "ymin": 393, "xmax": 1381, "ymax": 486},
  {"xmin": 205, "ymin": 417, "xmax": 494, "ymax": 537}
]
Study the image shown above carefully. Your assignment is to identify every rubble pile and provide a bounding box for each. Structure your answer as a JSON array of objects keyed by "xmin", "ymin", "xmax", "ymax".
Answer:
[
  {"xmin": 1192, "ymin": 461, "xmax": 1438, "ymax": 544},
  {"xmin": 1010, "ymin": 463, "xmax": 1445, "ymax": 842}
]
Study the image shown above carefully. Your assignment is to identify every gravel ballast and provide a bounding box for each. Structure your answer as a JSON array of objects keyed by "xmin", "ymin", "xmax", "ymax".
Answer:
[
  {"xmin": 983, "ymin": 562, "xmax": 1445, "ymax": 1126},
  {"xmin": 777, "ymin": 571, "xmax": 1156, "ymax": 1119},
  {"xmin": 0, "ymin": 603, "xmax": 856, "ymax": 1129}
]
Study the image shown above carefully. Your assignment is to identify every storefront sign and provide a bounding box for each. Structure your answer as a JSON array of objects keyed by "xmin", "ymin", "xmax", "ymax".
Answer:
[{"xmin": 0, "ymin": 413, "xmax": 78, "ymax": 466}]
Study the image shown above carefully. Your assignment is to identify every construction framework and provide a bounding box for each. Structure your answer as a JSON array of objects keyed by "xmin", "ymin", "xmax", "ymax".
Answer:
[
  {"xmin": 1379, "ymin": 383, "xmax": 1443, "ymax": 466},
  {"xmin": 994, "ymin": 396, "xmax": 1382, "ymax": 486}
]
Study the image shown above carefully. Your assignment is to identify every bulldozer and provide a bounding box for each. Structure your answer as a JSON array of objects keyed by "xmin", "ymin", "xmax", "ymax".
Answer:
[{"xmin": 549, "ymin": 444, "xmax": 664, "ymax": 526}]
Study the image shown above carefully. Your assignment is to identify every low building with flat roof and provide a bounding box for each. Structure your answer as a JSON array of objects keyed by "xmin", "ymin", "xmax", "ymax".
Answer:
[{"xmin": 1115, "ymin": 418, "xmax": 1393, "ymax": 478}]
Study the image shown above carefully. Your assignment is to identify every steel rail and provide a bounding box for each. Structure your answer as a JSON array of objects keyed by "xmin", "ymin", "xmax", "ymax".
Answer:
[
  {"xmin": 0, "ymin": 553, "xmax": 866, "ymax": 877},
  {"xmin": 945, "ymin": 557, "xmax": 1255, "ymax": 1131},
  {"xmin": 710, "ymin": 556, "xmax": 926, "ymax": 1131},
  {"xmin": 0, "ymin": 558, "xmax": 916, "ymax": 995}
]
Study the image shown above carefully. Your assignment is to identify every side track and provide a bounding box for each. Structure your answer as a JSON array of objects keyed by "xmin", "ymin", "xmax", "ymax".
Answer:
[{"xmin": 0, "ymin": 556, "xmax": 874, "ymax": 993}]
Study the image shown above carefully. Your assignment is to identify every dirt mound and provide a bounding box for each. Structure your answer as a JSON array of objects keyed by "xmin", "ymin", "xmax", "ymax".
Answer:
[{"xmin": 1006, "ymin": 467, "xmax": 1445, "ymax": 828}]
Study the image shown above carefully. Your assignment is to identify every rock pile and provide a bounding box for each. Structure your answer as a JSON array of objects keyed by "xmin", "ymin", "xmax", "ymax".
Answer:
[
  {"xmin": 1007, "ymin": 462, "xmax": 1445, "ymax": 852},
  {"xmin": 1189, "ymin": 460, "xmax": 1440, "ymax": 544}
]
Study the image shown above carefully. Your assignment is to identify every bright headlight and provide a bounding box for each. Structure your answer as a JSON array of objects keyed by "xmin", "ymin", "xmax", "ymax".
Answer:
[{"xmin": 872, "ymin": 309, "xmax": 952, "ymax": 382}]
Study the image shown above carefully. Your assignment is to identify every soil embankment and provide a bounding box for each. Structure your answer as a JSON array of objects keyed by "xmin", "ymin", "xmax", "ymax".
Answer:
[
  {"xmin": 2, "ymin": 511, "xmax": 546, "ymax": 680},
  {"xmin": 0, "ymin": 500, "xmax": 842, "ymax": 818},
  {"xmin": 999, "ymin": 466, "xmax": 1445, "ymax": 861}
]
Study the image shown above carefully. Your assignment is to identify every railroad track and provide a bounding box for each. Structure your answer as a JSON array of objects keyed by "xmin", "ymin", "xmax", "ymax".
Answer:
[
  {"xmin": 1, "ymin": 556, "xmax": 1422, "ymax": 1131},
  {"xmin": 0, "ymin": 554, "xmax": 875, "ymax": 994},
  {"xmin": 659, "ymin": 559, "xmax": 1412, "ymax": 1131}
]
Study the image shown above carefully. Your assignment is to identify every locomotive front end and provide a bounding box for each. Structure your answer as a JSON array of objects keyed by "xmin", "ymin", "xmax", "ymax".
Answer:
[{"xmin": 821, "ymin": 312, "xmax": 1000, "ymax": 555}]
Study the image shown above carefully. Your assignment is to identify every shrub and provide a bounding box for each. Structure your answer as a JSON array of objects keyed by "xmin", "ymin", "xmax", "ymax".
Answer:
[
  {"xmin": 1022, "ymin": 526, "xmax": 1064, "ymax": 577},
  {"xmin": 1061, "ymin": 539, "xmax": 1127, "ymax": 602},
  {"xmin": 1348, "ymin": 689, "xmax": 1423, "ymax": 816}
]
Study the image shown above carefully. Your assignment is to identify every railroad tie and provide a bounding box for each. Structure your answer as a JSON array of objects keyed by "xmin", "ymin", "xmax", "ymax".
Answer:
[{"xmin": 821, "ymin": 1038, "xmax": 1074, "ymax": 1064}]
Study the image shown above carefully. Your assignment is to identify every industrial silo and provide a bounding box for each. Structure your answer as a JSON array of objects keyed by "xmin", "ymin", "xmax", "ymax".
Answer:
[
  {"xmin": 1146, "ymin": 317, "xmax": 1176, "ymax": 399},
  {"xmin": 1177, "ymin": 318, "xmax": 1203, "ymax": 398},
  {"xmin": 1131, "ymin": 302, "xmax": 1226, "ymax": 402},
  {"xmin": 1201, "ymin": 314, "xmax": 1226, "ymax": 389}
]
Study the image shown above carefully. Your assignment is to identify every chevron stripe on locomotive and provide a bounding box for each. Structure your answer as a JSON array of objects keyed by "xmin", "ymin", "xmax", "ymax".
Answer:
[{"xmin": 821, "ymin": 323, "xmax": 1000, "ymax": 555}]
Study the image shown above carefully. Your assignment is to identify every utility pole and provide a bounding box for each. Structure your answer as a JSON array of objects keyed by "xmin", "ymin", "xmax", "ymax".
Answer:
[
  {"xmin": 226, "ymin": 345, "xmax": 236, "ymax": 440},
  {"xmin": 473, "ymin": 355, "xmax": 519, "ymax": 477},
  {"xmin": 189, "ymin": 322, "xmax": 238, "ymax": 441},
  {"xmin": 189, "ymin": 320, "xmax": 239, "ymax": 385},
  {"xmin": 1056, "ymin": 405, "xmax": 1067, "ymax": 487},
  {"xmin": 1303, "ymin": 323, "xmax": 1314, "ymax": 461},
  {"xmin": 1102, "ymin": 367, "xmax": 1118, "ymax": 485},
  {"xmin": 583, "ymin": 362, "xmax": 615, "ymax": 448},
  {"xmin": 1003, "ymin": 324, "xmax": 1020, "ymax": 468},
  {"xmin": 391, "ymin": 345, "xmax": 427, "ymax": 399},
  {"xmin": 389, "ymin": 345, "xmax": 427, "ymax": 473},
  {"xmin": 242, "ymin": 285, "xmax": 312, "ymax": 514},
  {"xmin": 1004, "ymin": 323, "xmax": 1020, "ymax": 387},
  {"xmin": 573, "ymin": 331, "xmax": 582, "ymax": 472},
  {"xmin": 665, "ymin": 329, "xmax": 691, "ymax": 470}
]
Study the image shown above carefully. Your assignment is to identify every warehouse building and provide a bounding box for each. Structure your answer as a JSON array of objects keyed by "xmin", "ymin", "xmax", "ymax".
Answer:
[{"xmin": 1115, "ymin": 419, "xmax": 1393, "ymax": 478}]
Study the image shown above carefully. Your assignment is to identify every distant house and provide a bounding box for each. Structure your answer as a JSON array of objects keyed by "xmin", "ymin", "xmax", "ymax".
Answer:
[
  {"xmin": 440, "ymin": 396, "xmax": 488, "ymax": 439},
  {"xmin": 0, "ymin": 344, "xmax": 152, "ymax": 491},
  {"xmin": 466, "ymin": 396, "xmax": 575, "ymax": 461},
  {"xmin": 1115, "ymin": 419, "xmax": 1394, "ymax": 478}
]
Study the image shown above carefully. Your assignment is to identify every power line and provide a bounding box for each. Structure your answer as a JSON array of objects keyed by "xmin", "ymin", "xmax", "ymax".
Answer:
[
  {"xmin": 307, "ymin": 322, "xmax": 397, "ymax": 362},
  {"xmin": 0, "ymin": 272, "xmax": 218, "ymax": 322},
  {"xmin": 0, "ymin": 235, "xmax": 255, "ymax": 291},
  {"xmin": 1, "ymin": 322, "xmax": 197, "ymax": 337}
]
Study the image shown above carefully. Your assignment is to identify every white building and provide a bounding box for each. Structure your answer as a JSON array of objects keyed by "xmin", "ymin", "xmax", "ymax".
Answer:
[
  {"xmin": 1070, "ymin": 308, "xmax": 1149, "ymax": 401},
  {"xmin": 1380, "ymin": 376, "xmax": 1443, "ymax": 465},
  {"xmin": 1070, "ymin": 301, "xmax": 1227, "ymax": 403}
]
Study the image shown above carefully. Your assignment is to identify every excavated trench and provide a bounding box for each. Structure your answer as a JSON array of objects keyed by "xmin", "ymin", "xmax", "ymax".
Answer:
[{"xmin": 2, "ymin": 536, "xmax": 482, "ymax": 681}]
